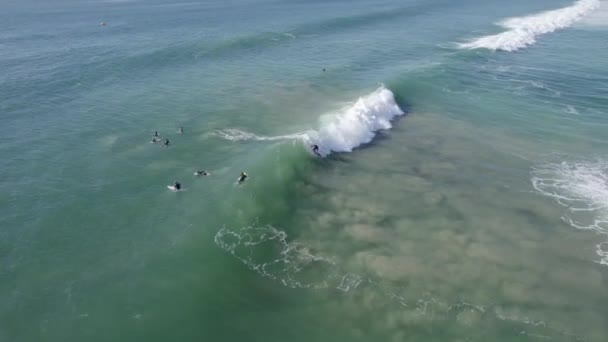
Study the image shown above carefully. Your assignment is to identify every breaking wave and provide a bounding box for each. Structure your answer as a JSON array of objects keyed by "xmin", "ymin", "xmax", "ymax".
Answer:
[
  {"xmin": 215, "ymin": 86, "xmax": 404, "ymax": 156},
  {"xmin": 460, "ymin": 0, "xmax": 601, "ymax": 52}
]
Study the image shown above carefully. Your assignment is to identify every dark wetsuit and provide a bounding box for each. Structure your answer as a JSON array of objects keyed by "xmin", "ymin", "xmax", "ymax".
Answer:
[
  {"xmin": 174, "ymin": 182, "xmax": 181, "ymax": 190},
  {"xmin": 164, "ymin": 139, "xmax": 170, "ymax": 147},
  {"xmin": 238, "ymin": 174, "xmax": 247, "ymax": 183}
]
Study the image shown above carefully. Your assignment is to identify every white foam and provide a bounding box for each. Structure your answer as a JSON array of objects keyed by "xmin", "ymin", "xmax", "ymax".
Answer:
[
  {"xmin": 565, "ymin": 105, "xmax": 580, "ymax": 115},
  {"xmin": 214, "ymin": 225, "xmax": 337, "ymax": 288},
  {"xmin": 215, "ymin": 86, "xmax": 404, "ymax": 157},
  {"xmin": 581, "ymin": 0, "xmax": 608, "ymax": 27},
  {"xmin": 304, "ymin": 86, "xmax": 404, "ymax": 156},
  {"xmin": 532, "ymin": 160, "xmax": 608, "ymax": 265},
  {"xmin": 213, "ymin": 128, "xmax": 307, "ymax": 142},
  {"xmin": 460, "ymin": 0, "xmax": 601, "ymax": 52}
]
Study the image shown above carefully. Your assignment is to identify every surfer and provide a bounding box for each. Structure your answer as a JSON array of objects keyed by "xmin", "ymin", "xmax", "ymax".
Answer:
[
  {"xmin": 173, "ymin": 181, "xmax": 181, "ymax": 190},
  {"xmin": 163, "ymin": 138, "xmax": 170, "ymax": 147},
  {"xmin": 194, "ymin": 170, "xmax": 209, "ymax": 176},
  {"xmin": 312, "ymin": 144, "xmax": 321, "ymax": 157},
  {"xmin": 154, "ymin": 131, "xmax": 159, "ymax": 137},
  {"xmin": 237, "ymin": 172, "xmax": 247, "ymax": 184},
  {"xmin": 179, "ymin": 127, "xmax": 184, "ymax": 134}
]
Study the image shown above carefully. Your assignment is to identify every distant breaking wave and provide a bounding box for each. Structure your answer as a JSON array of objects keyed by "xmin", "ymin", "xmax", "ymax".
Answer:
[
  {"xmin": 460, "ymin": 0, "xmax": 601, "ymax": 52},
  {"xmin": 214, "ymin": 86, "xmax": 404, "ymax": 156}
]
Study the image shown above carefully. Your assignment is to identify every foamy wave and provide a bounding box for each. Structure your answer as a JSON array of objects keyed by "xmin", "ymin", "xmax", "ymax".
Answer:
[
  {"xmin": 532, "ymin": 160, "xmax": 608, "ymax": 265},
  {"xmin": 215, "ymin": 86, "xmax": 404, "ymax": 156},
  {"xmin": 304, "ymin": 86, "xmax": 404, "ymax": 156},
  {"xmin": 460, "ymin": 0, "xmax": 601, "ymax": 52}
]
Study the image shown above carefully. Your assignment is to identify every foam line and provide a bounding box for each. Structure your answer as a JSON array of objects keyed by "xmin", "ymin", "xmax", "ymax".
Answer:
[
  {"xmin": 532, "ymin": 160, "xmax": 608, "ymax": 265},
  {"xmin": 460, "ymin": 0, "xmax": 601, "ymax": 52}
]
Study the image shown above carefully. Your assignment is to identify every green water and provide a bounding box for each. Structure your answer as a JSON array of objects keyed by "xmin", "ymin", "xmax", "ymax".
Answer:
[{"xmin": 1, "ymin": 0, "xmax": 607, "ymax": 341}]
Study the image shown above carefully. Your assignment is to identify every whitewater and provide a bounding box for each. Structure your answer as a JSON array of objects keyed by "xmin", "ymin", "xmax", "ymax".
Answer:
[
  {"xmin": 460, "ymin": 0, "xmax": 601, "ymax": 51},
  {"xmin": 532, "ymin": 160, "xmax": 608, "ymax": 265}
]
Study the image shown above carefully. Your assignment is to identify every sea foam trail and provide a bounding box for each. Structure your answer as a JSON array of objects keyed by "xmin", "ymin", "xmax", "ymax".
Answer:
[
  {"xmin": 214, "ymin": 128, "xmax": 307, "ymax": 142},
  {"xmin": 532, "ymin": 160, "xmax": 608, "ymax": 265},
  {"xmin": 215, "ymin": 86, "xmax": 404, "ymax": 156},
  {"xmin": 460, "ymin": 0, "xmax": 601, "ymax": 52}
]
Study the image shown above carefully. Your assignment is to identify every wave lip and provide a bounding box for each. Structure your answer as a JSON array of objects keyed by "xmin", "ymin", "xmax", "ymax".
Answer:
[
  {"xmin": 215, "ymin": 86, "xmax": 404, "ymax": 157},
  {"xmin": 460, "ymin": 0, "xmax": 601, "ymax": 52},
  {"xmin": 532, "ymin": 160, "xmax": 608, "ymax": 265}
]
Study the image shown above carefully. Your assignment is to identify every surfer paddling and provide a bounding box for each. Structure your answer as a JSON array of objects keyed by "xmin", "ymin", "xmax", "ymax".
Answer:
[
  {"xmin": 237, "ymin": 172, "xmax": 248, "ymax": 184},
  {"xmin": 167, "ymin": 181, "xmax": 181, "ymax": 191},
  {"xmin": 194, "ymin": 170, "xmax": 209, "ymax": 176},
  {"xmin": 163, "ymin": 138, "xmax": 170, "ymax": 147},
  {"xmin": 151, "ymin": 131, "xmax": 160, "ymax": 143}
]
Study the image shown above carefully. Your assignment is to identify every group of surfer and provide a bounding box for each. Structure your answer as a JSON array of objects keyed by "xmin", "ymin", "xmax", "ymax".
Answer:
[
  {"xmin": 154, "ymin": 128, "xmax": 252, "ymax": 191},
  {"xmin": 157, "ymin": 129, "xmax": 321, "ymax": 192},
  {"xmin": 150, "ymin": 130, "xmax": 171, "ymax": 147},
  {"xmin": 170, "ymin": 171, "xmax": 247, "ymax": 192}
]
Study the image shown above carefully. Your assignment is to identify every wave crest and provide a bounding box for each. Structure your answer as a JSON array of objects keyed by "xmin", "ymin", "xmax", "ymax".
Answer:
[
  {"xmin": 304, "ymin": 86, "xmax": 404, "ymax": 156},
  {"xmin": 460, "ymin": 0, "xmax": 601, "ymax": 52}
]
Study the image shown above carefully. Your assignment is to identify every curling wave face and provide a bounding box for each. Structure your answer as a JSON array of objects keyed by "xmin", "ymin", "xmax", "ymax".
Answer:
[
  {"xmin": 215, "ymin": 86, "xmax": 404, "ymax": 156},
  {"xmin": 459, "ymin": 0, "xmax": 601, "ymax": 52}
]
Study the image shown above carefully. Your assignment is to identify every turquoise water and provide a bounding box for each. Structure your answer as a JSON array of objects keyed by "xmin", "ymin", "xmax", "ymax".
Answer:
[{"xmin": 1, "ymin": 0, "xmax": 607, "ymax": 341}]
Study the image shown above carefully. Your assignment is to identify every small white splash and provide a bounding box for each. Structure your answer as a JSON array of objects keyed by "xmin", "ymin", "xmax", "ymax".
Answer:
[
  {"xmin": 336, "ymin": 274, "xmax": 363, "ymax": 292},
  {"xmin": 565, "ymin": 105, "xmax": 580, "ymax": 115},
  {"xmin": 460, "ymin": 0, "xmax": 601, "ymax": 51}
]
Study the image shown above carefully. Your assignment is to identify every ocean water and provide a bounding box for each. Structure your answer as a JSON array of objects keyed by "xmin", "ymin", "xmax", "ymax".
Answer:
[{"xmin": 1, "ymin": 0, "xmax": 607, "ymax": 341}]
